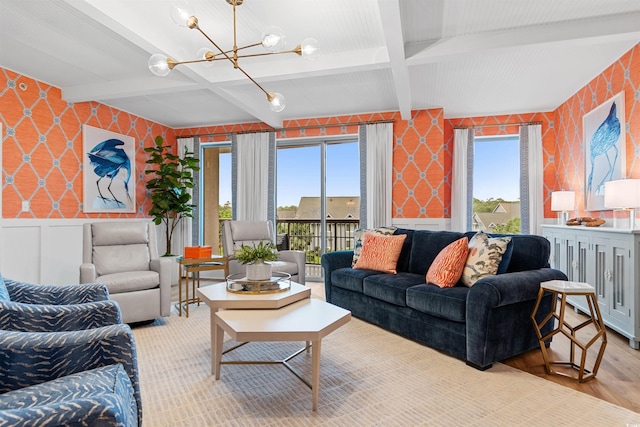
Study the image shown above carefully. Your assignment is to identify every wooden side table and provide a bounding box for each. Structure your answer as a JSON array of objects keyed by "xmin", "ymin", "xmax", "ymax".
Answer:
[
  {"xmin": 178, "ymin": 256, "xmax": 228, "ymax": 317},
  {"xmin": 531, "ymin": 280, "xmax": 607, "ymax": 382}
]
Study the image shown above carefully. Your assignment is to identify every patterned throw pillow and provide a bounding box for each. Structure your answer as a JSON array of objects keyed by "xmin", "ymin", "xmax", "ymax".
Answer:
[
  {"xmin": 461, "ymin": 232, "xmax": 512, "ymax": 286},
  {"xmin": 353, "ymin": 233, "xmax": 407, "ymax": 274},
  {"xmin": 352, "ymin": 226, "xmax": 397, "ymax": 266},
  {"xmin": 426, "ymin": 237, "xmax": 469, "ymax": 288}
]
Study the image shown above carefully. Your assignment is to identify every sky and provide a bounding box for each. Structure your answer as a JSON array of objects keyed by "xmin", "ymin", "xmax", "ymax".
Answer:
[
  {"xmin": 473, "ymin": 136, "xmax": 520, "ymax": 201},
  {"xmin": 217, "ymin": 136, "xmax": 520, "ymax": 208}
]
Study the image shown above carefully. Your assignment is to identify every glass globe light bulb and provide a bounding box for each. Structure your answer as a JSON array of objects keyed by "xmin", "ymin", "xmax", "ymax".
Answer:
[
  {"xmin": 196, "ymin": 47, "xmax": 215, "ymax": 67},
  {"xmin": 170, "ymin": 1, "xmax": 196, "ymax": 27},
  {"xmin": 301, "ymin": 38, "xmax": 319, "ymax": 59},
  {"xmin": 261, "ymin": 26, "xmax": 286, "ymax": 52},
  {"xmin": 148, "ymin": 54, "xmax": 171, "ymax": 77},
  {"xmin": 267, "ymin": 92, "xmax": 286, "ymax": 112}
]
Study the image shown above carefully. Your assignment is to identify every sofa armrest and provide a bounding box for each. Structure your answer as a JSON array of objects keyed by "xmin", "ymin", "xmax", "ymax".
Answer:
[
  {"xmin": 467, "ymin": 268, "xmax": 567, "ymax": 308},
  {"xmin": 0, "ymin": 300, "xmax": 122, "ymax": 332},
  {"xmin": 321, "ymin": 251, "xmax": 354, "ymax": 302},
  {"xmin": 278, "ymin": 250, "xmax": 306, "ymax": 285},
  {"xmin": 5, "ymin": 279, "xmax": 109, "ymax": 304},
  {"xmin": 150, "ymin": 257, "xmax": 173, "ymax": 317},
  {"xmin": 465, "ymin": 267, "xmax": 568, "ymax": 369},
  {"xmin": 0, "ymin": 324, "xmax": 141, "ymax": 426}
]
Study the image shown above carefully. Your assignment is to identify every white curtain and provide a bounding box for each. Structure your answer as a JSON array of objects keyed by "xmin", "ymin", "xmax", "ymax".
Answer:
[
  {"xmin": 177, "ymin": 137, "xmax": 195, "ymax": 254},
  {"xmin": 236, "ymin": 132, "xmax": 270, "ymax": 221},
  {"xmin": 365, "ymin": 123, "xmax": 393, "ymax": 228},
  {"xmin": 521, "ymin": 124, "xmax": 544, "ymax": 235},
  {"xmin": 451, "ymin": 128, "xmax": 473, "ymax": 231}
]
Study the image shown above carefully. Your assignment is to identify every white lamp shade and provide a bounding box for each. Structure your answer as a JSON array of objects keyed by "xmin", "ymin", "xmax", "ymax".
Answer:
[
  {"xmin": 604, "ymin": 179, "xmax": 640, "ymax": 209},
  {"xmin": 551, "ymin": 191, "xmax": 575, "ymax": 211}
]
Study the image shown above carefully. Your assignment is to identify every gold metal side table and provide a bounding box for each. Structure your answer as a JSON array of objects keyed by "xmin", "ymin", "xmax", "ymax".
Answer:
[
  {"xmin": 531, "ymin": 280, "xmax": 607, "ymax": 382},
  {"xmin": 178, "ymin": 256, "xmax": 228, "ymax": 317}
]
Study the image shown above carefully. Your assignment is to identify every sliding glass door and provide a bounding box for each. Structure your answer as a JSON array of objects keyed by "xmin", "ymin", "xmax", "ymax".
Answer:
[{"xmin": 276, "ymin": 138, "xmax": 359, "ymax": 279}]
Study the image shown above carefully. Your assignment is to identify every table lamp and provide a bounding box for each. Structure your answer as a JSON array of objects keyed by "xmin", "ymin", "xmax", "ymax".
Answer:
[
  {"xmin": 604, "ymin": 178, "xmax": 640, "ymax": 229},
  {"xmin": 551, "ymin": 191, "xmax": 575, "ymax": 225}
]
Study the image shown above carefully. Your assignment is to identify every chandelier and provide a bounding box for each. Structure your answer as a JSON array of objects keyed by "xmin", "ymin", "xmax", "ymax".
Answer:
[{"xmin": 148, "ymin": 0, "xmax": 318, "ymax": 112}]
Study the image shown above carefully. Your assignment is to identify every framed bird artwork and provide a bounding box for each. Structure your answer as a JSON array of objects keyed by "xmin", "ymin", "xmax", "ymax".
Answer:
[
  {"xmin": 83, "ymin": 125, "xmax": 136, "ymax": 213},
  {"xmin": 583, "ymin": 91, "xmax": 626, "ymax": 212}
]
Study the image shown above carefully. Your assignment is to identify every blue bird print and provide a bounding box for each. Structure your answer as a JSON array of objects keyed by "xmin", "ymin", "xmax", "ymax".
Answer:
[
  {"xmin": 87, "ymin": 138, "xmax": 132, "ymax": 208},
  {"xmin": 587, "ymin": 101, "xmax": 621, "ymax": 195}
]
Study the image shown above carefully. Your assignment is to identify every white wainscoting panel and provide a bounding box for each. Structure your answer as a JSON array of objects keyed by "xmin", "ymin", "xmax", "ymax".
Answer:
[
  {"xmin": 391, "ymin": 218, "xmax": 450, "ymax": 231},
  {"xmin": 0, "ymin": 219, "xmax": 162, "ymax": 285}
]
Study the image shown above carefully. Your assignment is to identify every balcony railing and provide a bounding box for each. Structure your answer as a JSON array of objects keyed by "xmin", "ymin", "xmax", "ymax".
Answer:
[
  {"xmin": 217, "ymin": 218, "xmax": 360, "ymax": 278},
  {"xmin": 276, "ymin": 219, "xmax": 360, "ymax": 277}
]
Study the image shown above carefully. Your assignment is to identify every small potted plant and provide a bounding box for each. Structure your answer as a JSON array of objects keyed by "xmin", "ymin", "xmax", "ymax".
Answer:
[{"xmin": 235, "ymin": 241, "xmax": 278, "ymax": 281}]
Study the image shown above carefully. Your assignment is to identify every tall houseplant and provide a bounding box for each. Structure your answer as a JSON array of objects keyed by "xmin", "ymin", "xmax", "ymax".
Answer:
[{"xmin": 144, "ymin": 136, "xmax": 200, "ymax": 256}]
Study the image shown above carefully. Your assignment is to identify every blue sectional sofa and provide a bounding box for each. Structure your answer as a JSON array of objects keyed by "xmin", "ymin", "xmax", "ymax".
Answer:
[{"xmin": 321, "ymin": 229, "xmax": 567, "ymax": 370}]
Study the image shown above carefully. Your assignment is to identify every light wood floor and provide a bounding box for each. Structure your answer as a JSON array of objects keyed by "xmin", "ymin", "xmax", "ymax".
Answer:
[
  {"xmin": 175, "ymin": 280, "xmax": 640, "ymax": 414},
  {"xmin": 502, "ymin": 303, "xmax": 640, "ymax": 414}
]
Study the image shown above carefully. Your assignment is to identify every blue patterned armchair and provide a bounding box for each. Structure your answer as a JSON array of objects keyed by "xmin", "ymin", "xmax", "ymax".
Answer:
[
  {"xmin": 0, "ymin": 324, "xmax": 142, "ymax": 426},
  {"xmin": 0, "ymin": 274, "xmax": 122, "ymax": 331}
]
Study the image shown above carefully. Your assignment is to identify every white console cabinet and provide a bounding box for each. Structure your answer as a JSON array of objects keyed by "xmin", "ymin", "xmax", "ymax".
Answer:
[{"xmin": 541, "ymin": 225, "xmax": 639, "ymax": 349}]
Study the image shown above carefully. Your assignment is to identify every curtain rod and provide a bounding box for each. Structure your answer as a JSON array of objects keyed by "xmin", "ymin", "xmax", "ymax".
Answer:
[
  {"xmin": 453, "ymin": 120, "xmax": 542, "ymax": 129},
  {"xmin": 183, "ymin": 119, "xmax": 396, "ymax": 138}
]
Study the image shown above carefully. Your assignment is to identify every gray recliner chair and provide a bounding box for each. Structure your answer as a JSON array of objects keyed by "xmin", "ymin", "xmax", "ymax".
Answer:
[
  {"xmin": 222, "ymin": 220, "xmax": 306, "ymax": 284},
  {"xmin": 80, "ymin": 221, "xmax": 172, "ymax": 324}
]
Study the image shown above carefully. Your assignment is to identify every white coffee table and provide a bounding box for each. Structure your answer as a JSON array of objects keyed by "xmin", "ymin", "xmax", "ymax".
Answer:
[
  {"xmin": 197, "ymin": 281, "xmax": 311, "ymax": 374},
  {"xmin": 213, "ymin": 298, "xmax": 351, "ymax": 411}
]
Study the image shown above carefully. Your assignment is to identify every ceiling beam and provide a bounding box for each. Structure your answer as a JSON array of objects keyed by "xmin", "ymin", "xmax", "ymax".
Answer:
[
  {"xmin": 406, "ymin": 11, "xmax": 640, "ymax": 65},
  {"xmin": 62, "ymin": 0, "xmax": 284, "ymax": 128},
  {"xmin": 377, "ymin": 0, "xmax": 411, "ymax": 120}
]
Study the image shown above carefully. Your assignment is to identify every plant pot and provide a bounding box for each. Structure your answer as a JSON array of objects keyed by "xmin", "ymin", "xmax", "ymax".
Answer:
[{"xmin": 246, "ymin": 261, "xmax": 272, "ymax": 281}]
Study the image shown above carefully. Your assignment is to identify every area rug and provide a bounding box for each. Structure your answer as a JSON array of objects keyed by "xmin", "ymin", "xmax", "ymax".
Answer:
[{"xmin": 132, "ymin": 303, "xmax": 639, "ymax": 426}]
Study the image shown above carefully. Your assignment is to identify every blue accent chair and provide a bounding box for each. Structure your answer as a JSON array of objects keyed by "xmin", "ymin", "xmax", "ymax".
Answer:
[
  {"xmin": 0, "ymin": 273, "xmax": 122, "ymax": 331},
  {"xmin": 0, "ymin": 325, "xmax": 142, "ymax": 426}
]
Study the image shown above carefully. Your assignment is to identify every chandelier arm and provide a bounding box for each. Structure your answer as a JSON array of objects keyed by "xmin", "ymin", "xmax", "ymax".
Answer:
[
  {"xmin": 172, "ymin": 58, "xmax": 215, "ymax": 66},
  {"xmin": 196, "ymin": 27, "xmax": 270, "ymax": 97},
  {"xmin": 236, "ymin": 48, "xmax": 303, "ymax": 60}
]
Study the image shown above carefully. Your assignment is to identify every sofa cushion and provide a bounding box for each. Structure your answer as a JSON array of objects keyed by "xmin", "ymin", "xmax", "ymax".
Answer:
[
  {"xmin": 352, "ymin": 226, "xmax": 397, "ymax": 266},
  {"xmin": 408, "ymin": 230, "xmax": 465, "ymax": 275},
  {"xmin": 91, "ymin": 222, "xmax": 148, "ymax": 246},
  {"xmin": 426, "ymin": 237, "xmax": 469, "ymax": 288},
  {"xmin": 354, "ymin": 233, "xmax": 407, "ymax": 274},
  {"xmin": 461, "ymin": 232, "xmax": 511, "ymax": 286},
  {"xmin": 330, "ymin": 268, "xmax": 380, "ymax": 294},
  {"xmin": 406, "ymin": 284, "xmax": 469, "ymax": 322},
  {"xmin": 0, "ymin": 364, "xmax": 136, "ymax": 427},
  {"xmin": 97, "ymin": 271, "xmax": 159, "ymax": 294},
  {"xmin": 392, "ymin": 228, "xmax": 414, "ymax": 273},
  {"xmin": 463, "ymin": 232, "xmax": 550, "ymax": 273},
  {"xmin": 363, "ymin": 273, "xmax": 426, "ymax": 306},
  {"xmin": 93, "ymin": 244, "xmax": 150, "ymax": 276}
]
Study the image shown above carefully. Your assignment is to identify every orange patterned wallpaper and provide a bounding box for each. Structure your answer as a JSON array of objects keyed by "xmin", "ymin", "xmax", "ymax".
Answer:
[
  {"xmin": 177, "ymin": 109, "xmax": 447, "ymax": 218},
  {"xmin": 3, "ymin": 43, "xmax": 638, "ymax": 221},
  {"xmin": 554, "ymin": 43, "xmax": 640, "ymax": 217},
  {"xmin": 1, "ymin": 68, "xmax": 175, "ymax": 219},
  {"xmin": 445, "ymin": 113, "xmax": 557, "ymax": 218}
]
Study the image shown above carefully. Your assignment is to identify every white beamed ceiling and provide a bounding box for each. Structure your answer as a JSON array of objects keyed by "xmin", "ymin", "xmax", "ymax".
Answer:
[{"xmin": 1, "ymin": 0, "xmax": 639, "ymax": 128}]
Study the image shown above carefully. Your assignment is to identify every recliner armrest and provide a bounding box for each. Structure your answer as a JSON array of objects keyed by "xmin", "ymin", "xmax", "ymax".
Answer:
[
  {"xmin": 278, "ymin": 250, "xmax": 306, "ymax": 284},
  {"xmin": 79, "ymin": 263, "xmax": 98, "ymax": 285}
]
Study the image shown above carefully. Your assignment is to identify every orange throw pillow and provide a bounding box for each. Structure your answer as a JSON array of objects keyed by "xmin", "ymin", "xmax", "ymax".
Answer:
[
  {"xmin": 426, "ymin": 237, "xmax": 469, "ymax": 288},
  {"xmin": 353, "ymin": 232, "xmax": 407, "ymax": 274}
]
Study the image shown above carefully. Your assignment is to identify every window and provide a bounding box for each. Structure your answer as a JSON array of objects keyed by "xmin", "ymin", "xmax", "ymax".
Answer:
[
  {"xmin": 200, "ymin": 142, "xmax": 231, "ymax": 254},
  {"xmin": 472, "ymin": 135, "xmax": 521, "ymax": 234}
]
